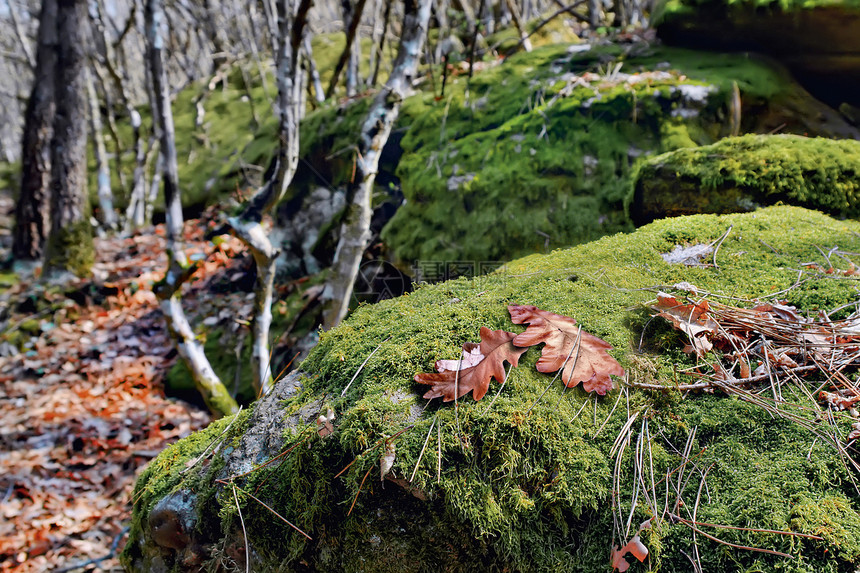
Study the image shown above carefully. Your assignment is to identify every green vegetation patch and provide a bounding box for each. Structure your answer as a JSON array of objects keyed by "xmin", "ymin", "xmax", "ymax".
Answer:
[
  {"xmin": 653, "ymin": 0, "xmax": 860, "ymax": 25},
  {"xmin": 382, "ymin": 41, "xmax": 825, "ymax": 265},
  {"xmin": 630, "ymin": 133, "xmax": 860, "ymax": 224},
  {"xmin": 126, "ymin": 207, "xmax": 860, "ymax": 572}
]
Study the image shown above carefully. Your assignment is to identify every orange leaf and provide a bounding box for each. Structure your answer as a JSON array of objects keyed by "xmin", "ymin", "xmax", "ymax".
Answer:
[
  {"xmin": 415, "ymin": 327, "xmax": 528, "ymax": 401},
  {"xmin": 652, "ymin": 292, "xmax": 718, "ymax": 357},
  {"xmin": 508, "ymin": 305, "xmax": 624, "ymax": 395}
]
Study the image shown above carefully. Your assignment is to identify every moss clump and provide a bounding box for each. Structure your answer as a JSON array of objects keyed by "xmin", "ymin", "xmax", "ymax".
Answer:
[
  {"xmin": 654, "ymin": 0, "xmax": 860, "ymax": 24},
  {"xmin": 126, "ymin": 207, "xmax": 860, "ymax": 572},
  {"xmin": 629, "ymin": 133, "xmax": 860, "ymax": 224},
  {"xmin": 382, "ymin": 41, "xmax": 846, "ymax": 266},
  {"xmin": 42, "ymin": 219, "xmax": 94, "ymax": 277}
]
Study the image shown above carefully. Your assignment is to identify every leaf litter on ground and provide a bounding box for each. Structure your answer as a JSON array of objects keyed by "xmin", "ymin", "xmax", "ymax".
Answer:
[{"xmin": 0, "ymin": 212, "xmax": 256, "ymax": 572}]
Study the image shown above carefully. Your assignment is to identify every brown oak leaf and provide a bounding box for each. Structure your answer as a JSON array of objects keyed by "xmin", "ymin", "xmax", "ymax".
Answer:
[
  {"xmin": 652, "ymin": 292, "xmax": 719, "ymax": 356},
  {"xmin": 508, "ymin": 305, "xmax": 624, "ymax": 395},
  {"xmin": 415, "ymin": 327, "xmax": 528, "ymax": 401}
]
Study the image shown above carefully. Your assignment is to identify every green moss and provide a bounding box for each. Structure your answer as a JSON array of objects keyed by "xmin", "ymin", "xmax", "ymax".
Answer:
[
  {"xmin": 0, "ymin": 161, "xmax": 18, "ymax": 197},
  {"xmin": 631, "ymin": 134, "xmax": 860, "ymax": 224},
  {"xmin": 128, "ymin": 207, "xmax": 860, "ymax": 572},
  {"xmin": 654, "ymin": 0, "xmax": 860, "ymax": 25},
  {"xmin": 122, "ymin": 409, "xmax": 250, "ymax": 570},
  {"xmin": 384, "ymin": 43, "xmax": 752, "ymax": 264},
  {"xmin": 43, "ymin": 219, "xmax": 94, "ymax": 277}
]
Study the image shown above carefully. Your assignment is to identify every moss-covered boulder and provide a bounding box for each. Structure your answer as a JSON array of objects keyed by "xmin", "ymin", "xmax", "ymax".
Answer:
[
  {"xmin": 124, "ymin": 206, "xmax": 860, "ymax": 572},
  {"xmin": 653, "ymin": 0, "xmax": 860, "ymax": 108},
  {"xmin": 629, "ymin": 134, "xmax": 860, "ymax": 225},
  {"xmin": 291, "ymin": 42, "xmax": 860, "ymax": 272}
]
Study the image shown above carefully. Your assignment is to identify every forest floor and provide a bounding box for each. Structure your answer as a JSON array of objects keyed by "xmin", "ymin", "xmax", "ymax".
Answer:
[{"xmin": 0, "ymin": 218, "xmax": 250, "ymax": 572}]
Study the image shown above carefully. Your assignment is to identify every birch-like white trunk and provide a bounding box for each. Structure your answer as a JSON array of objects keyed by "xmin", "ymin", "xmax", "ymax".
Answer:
[
  {"xmin": 84, "ymin": 65, "xmax": 116, "ymax": 230},
  {"xmin": 146, "ymin": 0, "xmax": 238, "ymax": 417},
  {"xmin": 124, "ymin": 109, "xmax": 147, "ymax": 230},
  {"xmin": 228, "ymin": 0, "xmax": 312, "ymax": 397},
  {"xmin": 302, "ymin": 34, "xmax": 325, "ymax": 103},
  {"xmin": 322, "ymin": 0, "xmax": 434, "ymax": 330},
  {"xmin": 505, "ymin": 0, "xmax": 533, "ymax": 52}
]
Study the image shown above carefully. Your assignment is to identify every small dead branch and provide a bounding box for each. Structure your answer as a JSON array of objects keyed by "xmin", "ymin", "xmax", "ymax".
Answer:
[{"xmin": 232, "ymin": 483, "xmax": 250, "ymax": 573}]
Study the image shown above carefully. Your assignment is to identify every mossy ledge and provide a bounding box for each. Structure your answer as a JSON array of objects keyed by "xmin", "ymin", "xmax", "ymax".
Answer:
[
  {"xmin": 629, "ymin": 134, "xmax": 860, "ymax": 225},
  {"xmin": 124, "ymin": 206, "xmax": 860, "ymax": 572}
]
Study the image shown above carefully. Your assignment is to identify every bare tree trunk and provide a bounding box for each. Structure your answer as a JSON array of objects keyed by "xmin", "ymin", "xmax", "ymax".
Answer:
[
  {"xmin": 124, "ymin": 108, "xmax": 148, "ymax": 230},
  {"xmin": 43, "ymin": 0, "xmax": 94, "ymax": 280},
  {"xmin": 366, "ymin": 0, "xmax": 383, "ymax": 87},
  {"xmin": 84, "ymin": 65, "xmax": 117, "ymax": 230},
  {"xmin": 454, "ymin": 0, "xmax": 477, "ymax": 29},
  {"xmin": 228, "ymin": 0, "xmax": 313, "ymax": 397},
  {"xmin": 146, "ymin": 0, "xmax": 238, "ymax": 418},
  {"xmin": 302, "ymin": 34, "xmax": 325, "ymax": 103},
  {"xmin": 144, "ymin": 141, "xmax": 162, "ymax": 225},
  {"xmin": 323, "ymin": 0, "xmax": 433, "ymax": 330},
  {"xmin": 346, "ymin": 32, "xmax": 360, "ymax": 97},
  {"xmin": 505, "ymin": 0, "xmax": 532, "ymax": 52},
  {"xmin": 588, "ymin": 0, "xmax": 602, "ymax": 26},
  {"xmin": 202, "ymin": 0, "xmax": 230, "ymax": 71},
  {"xmin": 369, "ymin": 0, "xmax": 391, "ymax": 87},
  {"xmin": 8, "ymin": 0, "xmax": 36, "ymax": 69},
  {"xmin": 13, "ymin": 0, "xmax": 57, "ymax": 262},
  {"xmin": 89, "ymin": 0, "xmax": 129, "ymax": 193},
  {"xmin": 325, "ymin": 0, "xmax": 369, "ymax": 99}
]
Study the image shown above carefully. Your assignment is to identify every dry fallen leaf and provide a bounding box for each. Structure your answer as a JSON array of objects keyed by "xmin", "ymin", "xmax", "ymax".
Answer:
[
  {"xmin": 415, "ymin": 327, "xmax": 528, "ymax": 401},
  {"xmin": 508, "ymin": 305, "xmax": 624, "ymax": 395},
  {"xmin": 652, "ymin": 292, "xmax": 719, "ymax": 357}
]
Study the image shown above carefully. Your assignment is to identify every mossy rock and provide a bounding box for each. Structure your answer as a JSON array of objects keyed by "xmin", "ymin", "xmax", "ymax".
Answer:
[
  {"xmin": 124, "ymin": 206, "xmax": 860, "ymax": 572},
  {"xmin": 380, "ymin": 43, "xmax": 858, "ymax": 266},
  {"xmin": 653, "ymin": 0, "xmax": 860, "ymax": 107},
  {"xmin": 629, "ymin": 134, "xmax": 860, "ymax": 225}
]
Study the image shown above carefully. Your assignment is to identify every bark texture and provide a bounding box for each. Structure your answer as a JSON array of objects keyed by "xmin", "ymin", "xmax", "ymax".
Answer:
[
  {"xmin": 228, "ymin": 0, "xmax": 312, "ymax": 397},
  {"xmin": 146, "ymin": 0, "xmax": 238, "ymax": 417},
  {"xmin": 326, "ymin": 0, "xmax": 369, "ymax": 98},
  {"xmin": 43, "ymin": 0, "xmax": 94, "ymax": 279},
  {"xmin": 84, "ymin": 65, "xmax": 116, "ymax": 230},
  {"xmin": 13, "ymin": 0, "xmax": 57, "ymax": 262},
  {"xmin": 322, "ymin": 0, "xmax": 434, "ymax": 330}
]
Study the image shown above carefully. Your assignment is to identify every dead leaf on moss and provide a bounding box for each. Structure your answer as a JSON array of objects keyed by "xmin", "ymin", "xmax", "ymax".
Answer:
[
  {"xmin": 508, "ymin": 305, "xmax": 624, "ymax": 395},
  {"xmin": 652, "ymin": 292, "xmax": 718, "ymax": 357},
  {"xmin": 416, "ymin": 327, "xmax": 528, "ymax": 401}
]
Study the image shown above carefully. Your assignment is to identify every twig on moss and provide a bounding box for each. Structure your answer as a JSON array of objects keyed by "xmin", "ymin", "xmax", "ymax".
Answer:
[
  {"xmin": 181, "ymin": 406, "xmax": 243, "ymax": 474},
  {"xmin": 710, "ymin": 225, "xmax": 732, "ymax": 269},
  {"xmin": 232, "ymin": 483, "xmax": 250, "ymax": 573},
  {"xmin": 671, "ymin": 514, "xmax": 794, "ymax": 559},
  {"xmin": 482, "ymin": 363, "xmax": 513, "ymax": 416},
  {"xmin": 342, "ymin": 337, "xmax": 391, "ymax": 397},
  {"xmin": 437, "ymin": 420, "xmax": 442, "ymax": 482},
  {"xmin": 568, "ymin": 397, "xmax": 590, "ymax": 423},
  {"xmin": 334, "ymin": 425, "xmax": 414, "ymax": 479},
  {"xmin": 673, "ymin": 516, "xmax": 823, "ymax": 540},
  {"xmin": 594, "ymin": 382, "xmax": 625, "ymax": 437},
  {"xmin": 348, "ymin": 465, "xmax": 374, "ymax": 516},
  {"xmin": 625, "ymin": 365, "xmax": 818, "ymax": 392},
  {"xmin": 219, "ymin": 481, "xmax": 312, "ymax": 540},
  {"xmin": 410, "ymin": 416, "xmax": 437, "ymax": 483}
]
